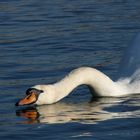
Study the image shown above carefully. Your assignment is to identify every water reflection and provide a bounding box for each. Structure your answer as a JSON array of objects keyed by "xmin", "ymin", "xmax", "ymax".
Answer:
[{"xmin": 16, "ymin": 96, "xmax": 140, "ymax": 124}]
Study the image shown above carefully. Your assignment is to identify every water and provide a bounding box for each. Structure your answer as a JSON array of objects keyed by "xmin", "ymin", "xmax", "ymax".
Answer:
[{"xmin": 0, "ymin": 0, "xmax": 140, "ymax": 139}]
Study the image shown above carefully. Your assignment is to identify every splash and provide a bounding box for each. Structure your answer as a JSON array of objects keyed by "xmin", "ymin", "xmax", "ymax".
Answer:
[
  {"xmin": 118, "ymin": 33, "xmax": 140, "ymax": 77},
  {"xmin": 117, "ymin": 33, "xmax": 140, "ymax": 93}
]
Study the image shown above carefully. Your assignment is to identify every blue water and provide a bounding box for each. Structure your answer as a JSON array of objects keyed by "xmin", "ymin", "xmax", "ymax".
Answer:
[{"xmin": 0, "ymin": 0, "xmax": 140, "ymax": 139}]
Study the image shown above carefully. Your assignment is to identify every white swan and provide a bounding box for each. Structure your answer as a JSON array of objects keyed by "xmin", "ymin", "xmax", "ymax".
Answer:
[
  {"xmin": 16, "ymin": 67, "xmax": 138, "ymax": 106},
  {"xmin": 15, "ymin": 33, "xmax": 140, "ymax": 106}
]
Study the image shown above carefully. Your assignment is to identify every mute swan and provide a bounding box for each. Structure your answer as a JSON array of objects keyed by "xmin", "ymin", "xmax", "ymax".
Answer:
[
  {"xmin": 15, "ymin": 33, "xmax": 140, "ymax": 106},
  {"xmin": 16, "ymin": 67, "xmax": 136, "ymax": 106}
]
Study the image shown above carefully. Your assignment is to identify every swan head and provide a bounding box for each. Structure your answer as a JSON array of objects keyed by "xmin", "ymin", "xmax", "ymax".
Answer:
[{"xmin": 15, "ymin": 85, "xmax": 56, "ymax": 106}]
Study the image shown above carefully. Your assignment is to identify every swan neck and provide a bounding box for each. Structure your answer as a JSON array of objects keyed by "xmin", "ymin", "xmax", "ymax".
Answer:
[{"xmin": 53, "ymin": 67, "xmax": 121, "ymax": 102}]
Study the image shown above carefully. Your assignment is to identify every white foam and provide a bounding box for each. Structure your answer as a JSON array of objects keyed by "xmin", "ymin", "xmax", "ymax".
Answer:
[{"xmin": 117, "ymin": 33, "xmax": 140, "ymax": 93}]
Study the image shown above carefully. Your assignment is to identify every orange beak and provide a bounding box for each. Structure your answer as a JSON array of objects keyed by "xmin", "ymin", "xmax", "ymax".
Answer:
[{"xmin": 15, "ymin": 93, "xmax": 37, "ymax": 106}]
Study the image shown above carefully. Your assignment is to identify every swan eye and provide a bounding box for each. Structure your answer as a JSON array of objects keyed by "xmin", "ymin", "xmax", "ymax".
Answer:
[{"xmin": 40, "ymin": 90, "xmax": 43, "ymax": 93}]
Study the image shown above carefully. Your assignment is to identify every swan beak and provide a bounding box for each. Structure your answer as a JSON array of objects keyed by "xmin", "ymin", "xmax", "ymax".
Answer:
[{"xmin": 15, "ymin": 93, "xmax": 37, "ymax": 106}]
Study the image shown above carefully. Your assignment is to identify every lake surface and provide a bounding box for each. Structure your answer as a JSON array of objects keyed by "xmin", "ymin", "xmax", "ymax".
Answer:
[{"xmin": 0, "ymin": 0, "xmax": 140, "ymax": 139}]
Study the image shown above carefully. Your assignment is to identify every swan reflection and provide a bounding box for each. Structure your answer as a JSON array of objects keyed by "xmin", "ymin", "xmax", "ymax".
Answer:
[{"xmin": 16, "ymin": 96, "xmax": 140, "ymax": 124}]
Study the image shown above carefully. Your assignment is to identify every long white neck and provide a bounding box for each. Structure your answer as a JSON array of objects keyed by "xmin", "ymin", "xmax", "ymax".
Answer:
[{"xmin": 53, "ymin": 67, "xmax": 126, "ymax": 103}]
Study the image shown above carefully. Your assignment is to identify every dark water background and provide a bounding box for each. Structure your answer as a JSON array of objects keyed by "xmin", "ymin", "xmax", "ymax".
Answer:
[{"xmin": 0, "ymin": 0, "xmax": 140, "ymax": 139}]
